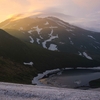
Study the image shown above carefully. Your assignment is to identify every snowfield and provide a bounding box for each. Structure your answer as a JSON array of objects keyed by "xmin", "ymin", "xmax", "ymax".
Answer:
[
  {"xmin": 48, "ymin": 44, "xmax": 58, "ymax": 51},
  {"xmin": 29, "ymin": 36, "xmax": 34, "ymax": 43},
  {"xmin": 23, "ymin": 62, "xmax": 34, "ymax": 66},
  {"xmin": 83, "ymin": 52, "xmax": 93, "ymax": 60},
  {"xmin": 42, "ymin": 29, "xmax": 58, "ymax": 49},
  {"xmin": 0, "ymin": 82, "xmax": 100, "ymax": 100}
]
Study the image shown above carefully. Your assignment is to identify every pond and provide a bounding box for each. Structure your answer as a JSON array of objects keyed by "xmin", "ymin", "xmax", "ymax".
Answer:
[{"xmin": 38, "ymin": 68, "xmax": 100, "ymax": 89}]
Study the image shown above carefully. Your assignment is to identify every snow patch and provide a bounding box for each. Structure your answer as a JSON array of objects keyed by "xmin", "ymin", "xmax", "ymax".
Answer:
[
  {"xmin": 89, "ymin": 66, "xmax": 100, "ymax": 70},
  {"xmin": 48, "ymin": 28, "xmax": 53, "ymax": 37},
  {"xmin": 58, "ymin": 21, "xmax": 67, "ymax": 26},
  {"xmin": 49, "ymin": 26, "xmax": 58, "ymax": 29},
  {"xmin": 36, "ymin": 38, "xmax": 40, "ymax": 44},
  {"xmin": 28, "ymin": 30, "xmax": 34, "ymax": 34},
  {"xmin": 42, "ymin": 29, "xmax": 58, "ymax": 49},
  {"xmin": 69, "ymin": 37, "xmax": 74, "ymax": 45},
  {"xmin": 47, "ymin": 17, "xmax": 75, "ymax": 30},
  {"xmin": 59, "ymin": 42, "xmax": 65, "ymax": 44},
  {"xmin": 78, "ymin": 52, "xmax": 82, "ymax": 56},
  {"xmin": 1, "ymin": 82, "xmax": 100, "ymax": 100},
  {"xmin": 83, "ymin": 52, "xmax": 92, "ymax": 60},
  {"xmin": 48, "ymin": 44, "xmax": 58, "ymax": 51},
  {"xmin": 32, "ymin": 69, "xmax": 60, "ymax": 85},
  {"xmin": 29, "ymin": 36, "xmax": 34, "ymax": 43},
  {"xmin": 56, "ymin": 21, "xmax": 66, "ymax": 28},
  {"xmin": 33, "ymin": 26, "xmax": 42, "ymax": 35},
  {"xmin": 47, "ymin": 17, "xmax": 66, "ymax": 28},
  {"xmin": 40, "ymin": 35, "xmax": 43, "ymax": 39},
  {"xmin": 93, "ymin": 45, "xmax": 97, "ymax": 49},
  {"xmin": 42, "ymin": 42, "xmax": 47, "ymax": 49},
  {"xmin": 88, "ymin": 35, "xmax": 95, "ymax": 40},
  {"xmin": 44, "ymin": 21, "xmax": 49, "ymax": 25},
  {"xmin": 23, "ymin": 62, "xmax": 33, "ymax": 66},
  {"xmin": 91, "ymin": 44, "xmax": 98, "ymax": 49},
  {"xmin": 74, "ymin": 80, "xmax": 81, "ymax": 85}
]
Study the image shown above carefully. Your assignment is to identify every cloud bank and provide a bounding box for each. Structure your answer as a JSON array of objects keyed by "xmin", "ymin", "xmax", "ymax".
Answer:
[{"xmin": 0, "ymin": 0, "xmax": 100, "ymax": 32}]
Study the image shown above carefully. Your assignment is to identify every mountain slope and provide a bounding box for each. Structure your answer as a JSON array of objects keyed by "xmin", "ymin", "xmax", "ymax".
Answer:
[
  {"xmin": 0, "ymin": 29, "xmax": 34, "ymax": 62},
  {"xmin": 0, "ymin": 16, "xmax": 100, "ymax": 62},
  {"xmin": 0, "ymin": 29, "xmax": 100, "ymax": 84},
  {"xmin": 0, "ymin": 29, "xmax": 99, "ymax": 68},
  {"xmin": 0, "ymin": 57, "xmax": 37, "ymax": 84}
]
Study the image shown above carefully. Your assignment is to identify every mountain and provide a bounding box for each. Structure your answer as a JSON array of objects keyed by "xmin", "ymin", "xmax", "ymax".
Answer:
[
  {"xmin": 0, "ymin": 29, "xmax": 99, "ymax": 84},
  {"xmin": 0, "ymin": 29, "xmax": 98, "ymax": 68},
  {"xmin": 0, "ymin": 13, "xmax": 100, "ymax": 89},
  {"xmin": 0, "ymin": 16, "xmax": 100, "ymax": 62}
]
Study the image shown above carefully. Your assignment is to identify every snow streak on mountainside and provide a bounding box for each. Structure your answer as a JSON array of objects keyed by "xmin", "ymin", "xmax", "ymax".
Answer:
[{"xmin": 0, "ymin": 16, "xmax": 100, "ymax": 61}]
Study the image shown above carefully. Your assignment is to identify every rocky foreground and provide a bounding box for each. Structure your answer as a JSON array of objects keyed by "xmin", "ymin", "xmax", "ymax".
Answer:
[{"xmin": 0, "ymin": 82, "xmax": 100, "ymax": 100}]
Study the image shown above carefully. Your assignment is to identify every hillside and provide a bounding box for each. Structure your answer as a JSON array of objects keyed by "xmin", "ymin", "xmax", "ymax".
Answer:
[
  {"xmin": 0, "ymin": 16, "xmax": 100, "ymax": 62},
  {"xmin": 0, "ymin": 29, "xmax": 99, "ymax": 84},
  {"xmin": 0, "ymin": 57, "xmax": 37, "ymax": 84},
  {"xmin": 0, "ymin": 29, "xmax": 34, "ymax": 62}
]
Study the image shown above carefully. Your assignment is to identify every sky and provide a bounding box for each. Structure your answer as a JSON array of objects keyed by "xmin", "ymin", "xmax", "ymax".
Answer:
[{"xmin": 0, "ymin": 0, "xmax": 100, "ymax": 31}]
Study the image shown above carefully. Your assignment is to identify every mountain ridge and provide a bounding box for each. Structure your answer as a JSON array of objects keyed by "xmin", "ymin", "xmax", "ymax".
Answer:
[{"xmin": 0, "ymin": 16, "xmax": 100, "ymax": 62}]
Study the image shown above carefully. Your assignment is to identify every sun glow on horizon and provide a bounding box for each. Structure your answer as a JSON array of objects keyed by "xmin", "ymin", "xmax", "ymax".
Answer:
[
  {"xmin": 0, "ymin": 0, "xmax": 100, "ymax": 23},
  {"xmin": 0, "ymin": 11, "xmax": 42, "ymax": 23}
]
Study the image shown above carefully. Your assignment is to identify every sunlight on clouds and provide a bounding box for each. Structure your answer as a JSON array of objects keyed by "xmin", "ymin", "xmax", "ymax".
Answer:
[
  {"xmin": 27, "ymin": 0, "xmax": 60, "ymax": 12},
  {"xmin": 0, "ymin": 0, "xmax": 27, "ymax": 22},
  {"xmin": 7, "ymin": 14, "xmax": 17, "ymax": 19},
  {"xmin": 7, "ymin": 12, "xmax": 42, "ymax": 22},
  {"xmin": 0, "ymin": 0, "xmax": 100, "ymax": 22}
]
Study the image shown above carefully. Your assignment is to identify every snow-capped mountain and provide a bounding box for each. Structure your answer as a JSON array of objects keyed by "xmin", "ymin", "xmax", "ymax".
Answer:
[{"xmin": 0, "ymin": 16, "xmax": 100, "ymax": 61}]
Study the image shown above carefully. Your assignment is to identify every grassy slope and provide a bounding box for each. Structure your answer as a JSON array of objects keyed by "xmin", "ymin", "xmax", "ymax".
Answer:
[
  {"xmin": 0, "ymin": 57, "xmax": 37, "ymax": 84},
  {"xmin": 0, "ymin": 29, "xmax": 34, "ymax": 62}
]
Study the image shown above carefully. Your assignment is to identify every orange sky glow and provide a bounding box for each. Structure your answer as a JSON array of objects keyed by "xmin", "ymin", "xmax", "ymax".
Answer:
[{"xmin": 0, "ymin": 0, "xmax": 100, "ymax": 22}]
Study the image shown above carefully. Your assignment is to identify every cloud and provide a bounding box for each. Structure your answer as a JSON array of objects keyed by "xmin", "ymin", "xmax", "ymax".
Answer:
[
  {"xmin": 0, "ymin": 0, "xmax": 100, "ymax": 22},
  {"xmin": 73, "ymin": 0, "xmax": 100, "ymax": 9},
  {"xmin": 0, "ymin": 0, "xmax": 30, "ymax": 22},
  {"xmin": 27, "ymin": 0, "xmax": 65, "ymax": 12}
]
